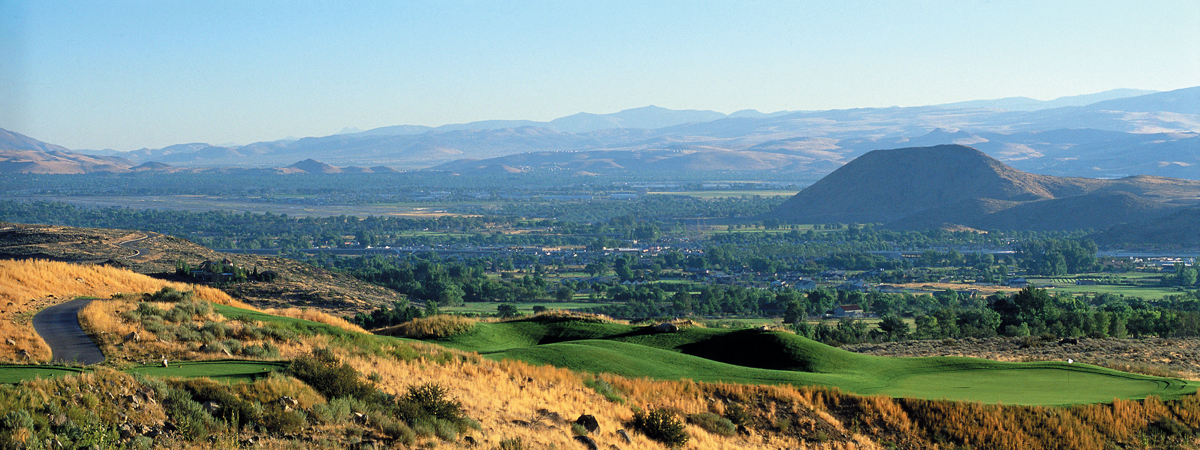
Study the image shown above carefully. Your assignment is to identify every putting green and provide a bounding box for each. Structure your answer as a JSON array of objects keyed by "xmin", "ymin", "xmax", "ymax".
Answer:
[
  {"xmin": 880, "ymin": 367, "xmax": 1175, "ymax": 405},
  {"xmin": 0, "ymin": 364, "xmax": 87, "ymax": 383},
  {"xmin": 126, "ymin": 360, "xmax": 288, "ymax": 382}
]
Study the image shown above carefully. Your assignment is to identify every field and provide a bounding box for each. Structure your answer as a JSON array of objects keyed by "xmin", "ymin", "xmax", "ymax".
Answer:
[
  {"xmin": 421, "ymin": 316, "xmax": 1198, "ymax": 406},
  {"xmin": 1028, "ymin": 273, "xmax": 1180, "ymax": 300}
]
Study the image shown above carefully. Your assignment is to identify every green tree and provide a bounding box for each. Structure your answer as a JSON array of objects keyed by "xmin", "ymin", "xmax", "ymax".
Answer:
[
  {"xmin": 878, "ymin": 314, "xmax": 910, "ymax": 341},
  {"xmin": 496, "ymin": 303, "xmax": 519, "ymax": 318}
]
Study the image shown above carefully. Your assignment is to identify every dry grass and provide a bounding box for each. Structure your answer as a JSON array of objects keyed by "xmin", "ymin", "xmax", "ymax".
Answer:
[
  {"xmin": 261, "ymin": 307, "xmax": 367, "ymax": 334},
  {"xmin": 375, "ymin": 314, "xmax": 476, "ymax": 338},
  {"xmin": 0, "ymin": 259, "xmax": 245, "ymax": 362}
]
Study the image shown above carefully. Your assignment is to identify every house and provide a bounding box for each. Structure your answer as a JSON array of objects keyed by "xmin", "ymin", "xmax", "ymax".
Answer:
[{"xmin": 832, "ymin": 304, "xmax": 864, "ymax": 318}]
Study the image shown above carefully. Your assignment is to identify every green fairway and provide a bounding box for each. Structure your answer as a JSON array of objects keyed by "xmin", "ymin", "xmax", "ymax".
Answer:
[
  {"xmin": 419, "ymin": 317, "xmax": 1198, "ymax": 405},
  {"xmin": 884, "ymin": 366, "xmax": 1176, "ymax": 405},
  {"xmin": 126, "ymin": 360, "xmax": 289, "ymax": 382},
  {"xmin": 0, "ymin": 364, "xmax": 87, "ymax": 383}
]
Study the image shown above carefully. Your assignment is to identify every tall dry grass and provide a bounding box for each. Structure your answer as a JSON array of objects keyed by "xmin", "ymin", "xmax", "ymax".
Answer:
[
  {"xmin": 262, "ymin": 307, "xmax": 367, "ymax": 334},
  {"xmin": 376, "ymin": 314, "xmax": 476, "ymax": 338}
]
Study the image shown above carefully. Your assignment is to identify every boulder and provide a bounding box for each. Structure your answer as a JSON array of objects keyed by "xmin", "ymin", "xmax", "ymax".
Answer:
[
  {"xmin": 573, "ymin": 435, "xmax": 599, "ymax": 450},
  {"xmin": 575, "ymin": 414, "xmax": 600, "ymax": 433}
]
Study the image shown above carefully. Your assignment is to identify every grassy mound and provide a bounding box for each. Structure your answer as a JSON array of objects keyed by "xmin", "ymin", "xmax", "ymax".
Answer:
[{"xmin": 422, "ymin": 317, "xmax": 1199, "ymax": 405}]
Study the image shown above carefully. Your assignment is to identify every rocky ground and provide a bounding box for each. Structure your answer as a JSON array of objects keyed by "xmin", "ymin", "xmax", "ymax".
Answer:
[
  {"xmin": 0, "ymin": 222, "xmax": 403, "ymax": 316},
  {"xmin": 845, "ymin": 335, "xmax": 1200, "ymax": 379}
]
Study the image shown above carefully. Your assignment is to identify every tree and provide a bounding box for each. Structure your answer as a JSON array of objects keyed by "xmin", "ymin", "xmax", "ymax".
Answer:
[
  {"xmin": 878, "ymin": 314, "xmax": 909, "ymax": 341},
  {"xmin": 496, "ymin": 303, "xmax": 519, "ymax": 318}
]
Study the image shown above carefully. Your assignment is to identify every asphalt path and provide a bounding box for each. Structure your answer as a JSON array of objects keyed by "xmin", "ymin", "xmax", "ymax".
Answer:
[{"xmin": 31, "ymin": 298, "xmax": 105, "ymax": 365}]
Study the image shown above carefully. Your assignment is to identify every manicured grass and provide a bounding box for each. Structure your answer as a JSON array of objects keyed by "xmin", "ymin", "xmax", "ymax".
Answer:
[
  {"xmin": 421, "ymin": 317, "xmax": 1198, "ymax": 405},
  {"xmin": 0, "ymin": 364, "xmax": 87, "ymax": 383},
  {"xmin": 0, "ymin": 360, "xmax": 287, "ymax": 384},
  {"xmin": 126, "ymin": 360, "xmax": 288, "ymax": 382}
]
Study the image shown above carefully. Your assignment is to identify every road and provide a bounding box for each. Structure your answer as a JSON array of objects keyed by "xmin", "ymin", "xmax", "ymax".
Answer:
[{"xmin": 31, "ymin": 298, "xmax": 105, "ymax": 365}]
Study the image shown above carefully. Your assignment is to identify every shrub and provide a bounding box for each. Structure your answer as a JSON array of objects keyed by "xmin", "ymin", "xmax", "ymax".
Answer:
[
  {"xmin": 288, "ymin": 348, "xmax": 376, "ymax": 401},
  {"xmin": 162, "ymin": 386, "xmax": 220, "ymax": 441},
  {"xmin": 394, "ymin": 382, "xmax": 475, "ymax": 439},
  {"xmin": 632, "ymin": 408, "xmax": 689, "ymax": 448},
  {"xmin": 498, "ymin": 438, "xmax": 528, "ymax": 450},
  {"xmin": 687, "ymin": 412, "xmax": 736, "ymax": 436},
  {"xmin": 723, "ymin": 403, "xmax": 751, "ymax": 427}
]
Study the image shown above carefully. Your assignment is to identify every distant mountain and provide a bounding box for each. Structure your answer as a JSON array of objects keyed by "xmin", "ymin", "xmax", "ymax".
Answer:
[
  {"xmin": 0, "ymin": 128, "xmax": 72, "ymax": 153},
  {"xmin": 0, "ymin": 128, "xmax": 134, "ymax": 174},
  {"xmin": 9, "ymin": 85, "xmax": 1200, "ymax": 177},
  {"xmin": 765, "ymin": 145, "xmax": 1200, "ymax": 231},
  {"xmin": 934, "ymin": 89, "xmax": 1157, "ymax": 111}
]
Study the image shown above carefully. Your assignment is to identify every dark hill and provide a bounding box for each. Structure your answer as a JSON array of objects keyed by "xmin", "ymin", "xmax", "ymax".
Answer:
[
  {"xmin": 1094, "ymin": 206, "xmax": 1200, "ymax": 247},
  {"xmin": 768, "ymin": 145, "xmax": 1200, "ymax": 232},
  {"xmin": 289, "ymin": 158, "xmax": 342, "ymax": 174},
  {"xmin": 768, "ymin": 145, "xmax": 1094, "ymax": 224}
]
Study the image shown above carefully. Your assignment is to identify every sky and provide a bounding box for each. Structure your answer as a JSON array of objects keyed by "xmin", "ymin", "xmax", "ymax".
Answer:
[{"xmin": 2, "ymin": 1, "xmax": 1198, "ymax": 151}]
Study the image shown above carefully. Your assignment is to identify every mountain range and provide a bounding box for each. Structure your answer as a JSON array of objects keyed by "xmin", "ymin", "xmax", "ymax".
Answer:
[
  {"xmin": 766, "ymin": 145, "xmax": 1200, "ymax": 241},
  {"xmin": 1, "ymin": 87, "xmax": 1198, "ymax": 179}
]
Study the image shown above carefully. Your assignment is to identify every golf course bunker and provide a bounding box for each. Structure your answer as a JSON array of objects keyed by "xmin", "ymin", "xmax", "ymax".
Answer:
[{"xmin": 881, "ymin": 368, "xmax": 1181, "ymax": 405}]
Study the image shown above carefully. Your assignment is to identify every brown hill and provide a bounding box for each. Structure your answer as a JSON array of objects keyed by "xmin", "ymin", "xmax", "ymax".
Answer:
[
  {"xmin": 0, "ymin": 222, "xmax": 402, "ymax": 315},
  {"xmin": 0, "ymin": 149, "xmax": 133, "ymax": 174},
  {"xmin": 768, "ymin": 145, "xmax": 1200, "ymax": 231}
]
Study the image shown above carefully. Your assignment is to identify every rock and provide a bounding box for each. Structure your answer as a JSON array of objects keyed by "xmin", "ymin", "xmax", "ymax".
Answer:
[
  {"xmin": 144, "ymin": 427, "xmax": 161, "ymax": 438},
  {"xmin": 118, "ymin": 424, "xmax": 133, "ymax": 440},
  {"xmin": 617, "ymin": 429, "xmax": 632, "ymax": 444},
  {"xmin": 353, "ymin": 412, "xmax": 369, "ymax": 425},
  {"xmin": 18, "ymin": 349, "xmax": 30, "ymax": 360},
  {"xmin": 1059, "ymin": 337, "xmax": 1079, "ymax": 345},
  {"xmin": 574, "ymin": 435, "xmax": 600, "ymax": 450},
  {"xmin": 123, "ymin": 332, "xmax": 139, "ymax": 343},
  {"xmin": 4, "ymin": 338, "xmax": 14, "ymax": 346},
  {"xmin": 737, "ymin": 424, "xmax": 751, "ymax": 436},
  {"xmin": 201, "ymin": 401, "xmax": 220, "ymax": 414},
  {"xmin": 198, "ymin": 344, "xmax": 211, "ymax": 353},
  {"xmin": 575, "ymin": 414, "xmax": 600, "ymax": 433},
  {"xmin": 281, "ymin": 396, "xmax": 299, "ymax": 408},
  {"xmin": 653, "ymin": 322, "xmax": 678, "ymax": 333},
  {"xmin": 463, "ymin": 436, "xmax": 478, "ymax": 447},
  {"xmin": 222, "ymin": 348, "xmax": 232, "ymax": 356}
]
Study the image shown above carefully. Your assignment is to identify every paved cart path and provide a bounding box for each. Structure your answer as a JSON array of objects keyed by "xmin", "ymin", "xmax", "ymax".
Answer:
[{"xmin": 31, "ymin": 298, "xmax": 105, "ymax": 365}]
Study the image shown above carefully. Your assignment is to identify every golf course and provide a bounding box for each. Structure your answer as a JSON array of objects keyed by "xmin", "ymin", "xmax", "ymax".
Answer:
[{"xmin": 419, "ymin": 315, "xmax": 1199, "ymax": 406}]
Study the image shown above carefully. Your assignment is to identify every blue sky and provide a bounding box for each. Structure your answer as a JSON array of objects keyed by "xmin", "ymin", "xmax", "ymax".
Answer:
[{"xmin": 2, "ymin": 1, "xmax": 1198, "ymax": 151}]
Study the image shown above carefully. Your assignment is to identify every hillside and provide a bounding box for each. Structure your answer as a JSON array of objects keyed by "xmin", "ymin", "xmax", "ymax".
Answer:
[
  {"xmin": 4, "ymin": 260, "xmax": 1200, "ymax": 449},
  {"xmin": 1094, "ymin": 205, "xmax": 1200, "ymax": 247},
  {"xmin": 0, "ymin": 222, "xmax": 403, "ymax": 314},
  {"xmin": 766, "ymin": 145, "xmax": 1200, "ymax": 232}
]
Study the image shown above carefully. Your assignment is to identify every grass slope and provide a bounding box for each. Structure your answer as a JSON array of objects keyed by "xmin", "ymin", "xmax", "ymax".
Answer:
[{"xmin": 426, "ymin": 317, "xmax": 1198, "ymax": 405}]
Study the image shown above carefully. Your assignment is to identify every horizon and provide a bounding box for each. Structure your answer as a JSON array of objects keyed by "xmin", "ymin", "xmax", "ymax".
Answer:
[{"xmin": 3, "ymin": 1, "xmax": 1198, "ymax": 151}]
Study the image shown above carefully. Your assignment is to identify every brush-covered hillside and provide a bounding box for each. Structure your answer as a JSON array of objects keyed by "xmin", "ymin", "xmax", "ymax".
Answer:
[
  {"xmin": 4, "ymin": 259, "xmax": 1200, "ymax": 449},
  {"xmin": 765, "ymin": 145, "xmax": 1200, "ymax": 234},
  {"xmin": 0, "ymin": 222, "xmax": 403, "ymax": 314}
]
